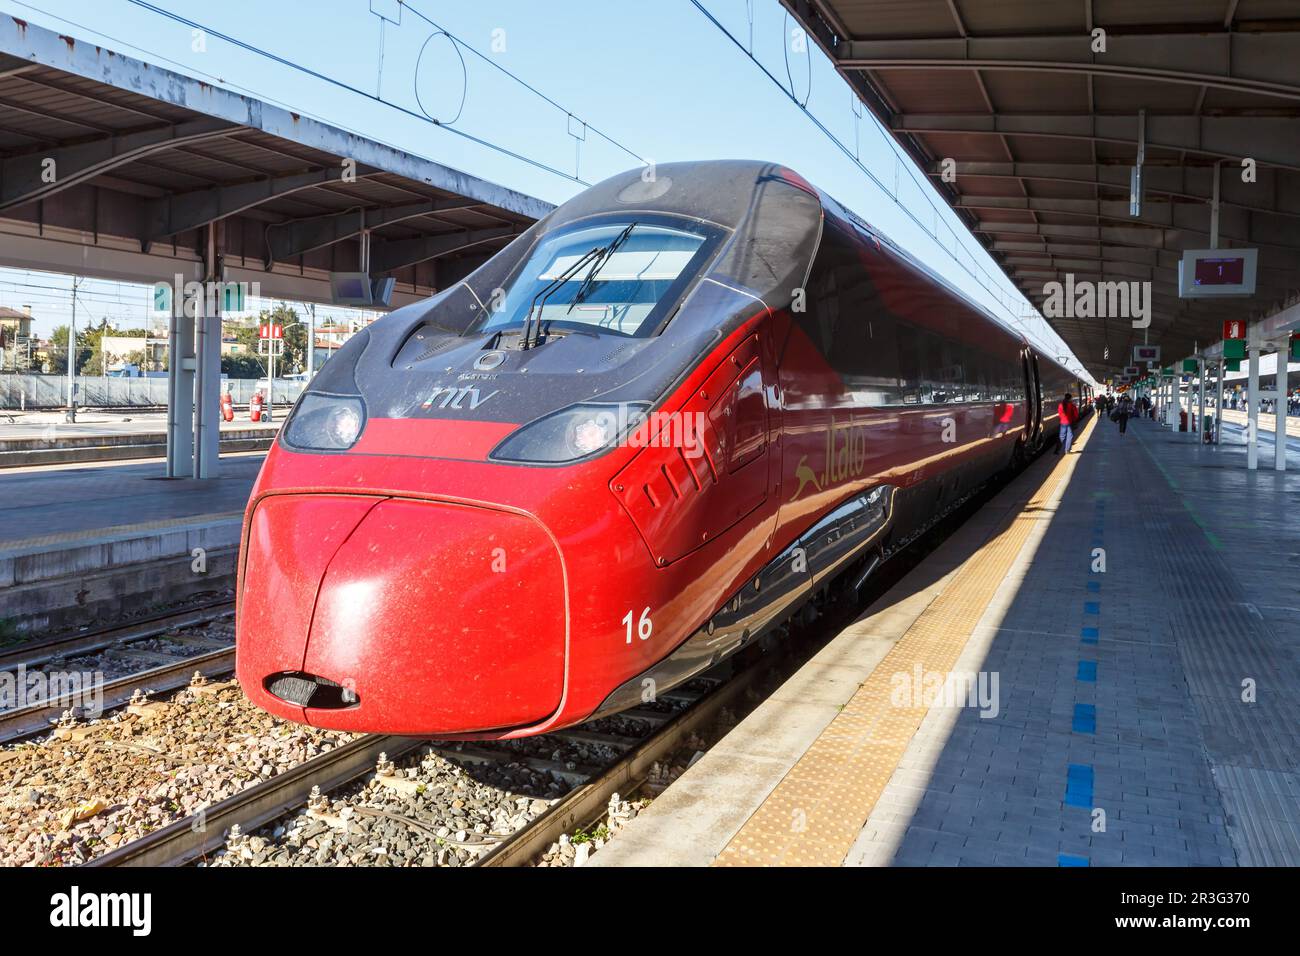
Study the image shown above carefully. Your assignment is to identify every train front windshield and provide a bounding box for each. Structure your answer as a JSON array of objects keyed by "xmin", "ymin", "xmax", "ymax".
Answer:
[{"xmin": 475, "ymin": 217, "xmax": 722, "ymax": 338}]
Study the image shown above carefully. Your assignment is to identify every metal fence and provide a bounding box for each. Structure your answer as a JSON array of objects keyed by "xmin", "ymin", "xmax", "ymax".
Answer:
[{"xmin": 0, "ymin": 374, "xmax": 305, "ymax": 409}]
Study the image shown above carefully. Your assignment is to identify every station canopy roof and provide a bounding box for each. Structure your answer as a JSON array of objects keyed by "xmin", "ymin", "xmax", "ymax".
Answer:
[
  {"xmin": 784, "ymin": 0, "xmax": 1300, "ymax": 379},
  {"xmin": 0, "ymin": 17, "xmax": 551, "ymax": 311}
]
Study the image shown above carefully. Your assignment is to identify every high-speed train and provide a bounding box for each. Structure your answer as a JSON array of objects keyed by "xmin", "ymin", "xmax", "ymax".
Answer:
[{"xmin": 236, "ymin": 160, "xmax": 1090, "ymax": 738}]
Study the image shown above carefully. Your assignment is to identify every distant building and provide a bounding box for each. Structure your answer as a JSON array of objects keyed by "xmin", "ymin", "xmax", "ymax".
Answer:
[
  {"xmin": 0, "ymin": 305, "xmax": 34, "ymax": 370},
  {"xmin": 101, "ymin": 334, "xmax": 167, "ymax": 371},
  {"xmin": 313, "ymin": 319, "xmax": 374, "ymax": 369}
]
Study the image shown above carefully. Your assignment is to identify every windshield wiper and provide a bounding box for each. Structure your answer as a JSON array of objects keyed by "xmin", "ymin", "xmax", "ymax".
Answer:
[
  {"xmin": 520, "ymin": 245, "xmax": 603, "ymax": 350},
  {"xmin": 567, "ymin": 222, "xmax": 638, "ymax": 315}
]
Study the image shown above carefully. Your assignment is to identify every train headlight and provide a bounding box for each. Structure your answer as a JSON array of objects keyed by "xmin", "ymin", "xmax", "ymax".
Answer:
[
  {"xmin": 490, "ymin": 402, "xmax": 649, "ymax": 464},
  {"xmin": 283, "ymin": 394, "xmax": 366, "ymax": 451}
]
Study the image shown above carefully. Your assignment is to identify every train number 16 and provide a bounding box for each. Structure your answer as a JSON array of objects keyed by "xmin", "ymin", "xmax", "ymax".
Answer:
[{"xmin": 623, "ymin": 607, "xmax": 653, "ymax": 644}]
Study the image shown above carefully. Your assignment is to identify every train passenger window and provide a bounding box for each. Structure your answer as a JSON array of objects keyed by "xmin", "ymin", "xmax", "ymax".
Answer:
[
  {"xmin": 826, "ymin": 287, "xmax": 903, "ymax": 405},
  {"xmin": 964, "ymin": 348, "xmax": 987, "ymax": 401},
  {"xmin": 896, "ymin": 322, "xmax": 922, "ymax": 404},
  {"xmin": 935, "ymin": 337, "xmax": 964, "ymax": 403},
  {"xmin": 981, "ymin": 352, "xmax": 1000, "ymax": 401},
  {"xmin": 852, "ymin": 314, "xmax": 902, "ymax": 404},
  {"xmin": 921, "ymin": 331, "xmax": 946, "ymax": 404},
  {"xmin": 796, "ymin": 225, "xmax": 902, "ymax": 406},
  {"xmin": 801, "ymin": 262, "xmax": 841, "ymax": 356}
]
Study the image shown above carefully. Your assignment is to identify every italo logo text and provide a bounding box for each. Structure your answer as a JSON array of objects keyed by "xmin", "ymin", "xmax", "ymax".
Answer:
[
  {"xmin": 789, "ymin": 413, "xmax": 868, "ymax": 501},
  {"xmin": 49, "ymin": 886, "xmax": 151, "ymax": 937},
  {"xmin": 1041, "ymin": 273, "xmax": 1151, "ymax": 329}
]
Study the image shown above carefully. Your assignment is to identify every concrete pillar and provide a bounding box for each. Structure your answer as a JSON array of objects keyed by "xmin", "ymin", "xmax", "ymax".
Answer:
[
  {"xmin": 1276, "ymin": 347, "xmax": 1289, "ymax": 472},
  {"xmin": 1247, "ymin": 346, "xmax": 1260, "ymax": 470},
  {"xmin": 1214, "ymin": 360, "xmax": 1224, "ymax": 445},
  {"xmin": 165, "ymin": 270, "xmax": 196, "ymax": 478},
  {"xmin": 307, "ymin": 303, "xmax": 316, "ymax": 381},
  {"xmin": 194, "ymin": 224, "xmax": 222, "ymax": 479},
  {"xmin": 1197, "ymin": 358, "xmax": 1206, "ymax": 445}
]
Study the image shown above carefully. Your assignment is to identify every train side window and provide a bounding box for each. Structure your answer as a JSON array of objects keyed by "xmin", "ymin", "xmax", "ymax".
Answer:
[
  {"xmin": 964, "ymin": 348, "xmax": 987, "ymax": 401},
  {"xmin": 896, "ymin": 321, "xmax": 922, "ymax": 404},
  {"xmin": 921, "ymin": 331, "xmax": 945, "ymax": 404},
  {"xmin": 797, "ymin": 261, "xmax": 839, "ymax": 355},
  {"xmin": 833, "ymin": 303, "xmax": 902, "ymax": 405},
  {"xmin": 937, "ymin": 337, "xmax": 964, "ymax": 403},
  {"xmin": 856, "ymin": 314, "xmax": 902, "ymax": 404},
  {"xmin": 800, "ymin": 226, "xmax": 903, "ymax": 407}
]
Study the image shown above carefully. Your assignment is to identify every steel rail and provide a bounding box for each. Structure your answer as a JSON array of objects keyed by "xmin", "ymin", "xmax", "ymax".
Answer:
[
  {"xmin": 86, "ymin": 734, "xmax": 421, "ymax": 867},
  {"xmin": 0, "ymin": 645, "xmax": 235, "ymax": 744},
  {"xmin": 0, "ymin": 600, "xmax": 234, "ymax": 671},
  {"xmin": 476, "ymin": 660, "xmax": 768, "ymax": 867}
]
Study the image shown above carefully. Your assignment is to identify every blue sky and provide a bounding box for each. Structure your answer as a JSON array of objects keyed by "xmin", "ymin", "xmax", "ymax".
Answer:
[{"xmin": 1, "ymin": 0, "xmax": 1080, "ymax": 371}]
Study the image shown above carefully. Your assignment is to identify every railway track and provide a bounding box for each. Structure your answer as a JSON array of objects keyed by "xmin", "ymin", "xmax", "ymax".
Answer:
[
  {"xmin": 0, "ymin": 602, "xmax": 235, "ymax": 744},
  {"xmin": 85, "ymin": 660, "xmax": 769, "ymax": 867}
]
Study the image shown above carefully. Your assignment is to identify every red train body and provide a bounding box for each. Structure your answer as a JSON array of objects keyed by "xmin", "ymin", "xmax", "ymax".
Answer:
[{"xmin": 236, "ymin": 160, "xmax": 1089, "ymax": 738}]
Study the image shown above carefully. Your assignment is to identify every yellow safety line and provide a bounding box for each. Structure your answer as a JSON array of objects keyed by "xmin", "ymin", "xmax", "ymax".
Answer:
[{"xmin": 714, "ymin": 416, "xmax": 1096, "ymax": 867}]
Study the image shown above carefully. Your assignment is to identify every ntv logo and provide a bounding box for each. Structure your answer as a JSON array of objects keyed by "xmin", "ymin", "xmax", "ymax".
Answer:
[{"xmin": 1042, "ymin": 273, "xmax": 1151, "ymax": 329}]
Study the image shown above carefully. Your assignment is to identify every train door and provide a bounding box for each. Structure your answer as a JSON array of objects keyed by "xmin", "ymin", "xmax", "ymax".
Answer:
[
  {"xmin": 1021, "ymin": 349, "xmax": 1038, "ymax": 444},
  {"xmin": 1030, "ymin": 352, "xmax": 1044, "ymax": 444}
]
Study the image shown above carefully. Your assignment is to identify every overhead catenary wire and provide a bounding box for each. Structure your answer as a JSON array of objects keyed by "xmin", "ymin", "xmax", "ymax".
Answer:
[
  {"xmin": 15, "ymin": 0, "xmax": 646, "ymax": 190},
  {"xmin": 688, "ymin": 0, "xmax": 1076, "ymax": 364}
]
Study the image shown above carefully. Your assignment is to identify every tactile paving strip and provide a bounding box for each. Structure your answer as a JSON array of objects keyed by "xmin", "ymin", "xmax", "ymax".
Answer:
[{"xmin": 715, "ymin": 419, "xmax": 1096, "ymax": 866}]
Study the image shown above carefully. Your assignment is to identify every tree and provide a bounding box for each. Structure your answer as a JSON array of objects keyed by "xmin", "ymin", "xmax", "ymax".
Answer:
[
  {"xmin": 46, "ymin": 325, "xmax": 92, "ymax": 375},
  {"xmin": 221, "ymin": 353, "xmax": 264, "ymax": 378}
]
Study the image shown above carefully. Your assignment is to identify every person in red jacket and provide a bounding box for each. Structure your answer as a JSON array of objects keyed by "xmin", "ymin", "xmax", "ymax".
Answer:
[{"xmin": 1055, "ymin": 392, "xmax": 1079, "ymax": 455}]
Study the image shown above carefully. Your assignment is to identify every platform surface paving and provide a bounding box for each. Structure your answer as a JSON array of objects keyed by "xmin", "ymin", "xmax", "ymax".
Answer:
[
  {"xmin": 0, "ymin": 455, "xmax": 263, "ymax": 547},
  {"xmin": 593, "ymin": 414, "xmax": 1300, "ymax": 866}
]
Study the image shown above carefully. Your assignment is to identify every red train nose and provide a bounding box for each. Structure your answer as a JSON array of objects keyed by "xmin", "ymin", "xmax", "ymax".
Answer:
[{"xmin": 237, "ymin": 494, "xmax": 567, "ymax": 735}]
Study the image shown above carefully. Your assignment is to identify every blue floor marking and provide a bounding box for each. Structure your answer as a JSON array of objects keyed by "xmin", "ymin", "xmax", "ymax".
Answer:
[
  {"xmin": 1080, "ymin": 626, "xmax": 1099, "ymax": 644},
  {"xmin": 1058, "ymin": 853, "xmax": 1089, "ymax": 867},
  {"xmin": 1065, "ymin": 764, "xmax": 1095, "ymax": 808},
  {"xmin": 1084, "ymin": 601, "xmax": 1100, "ymax": 614},
  {"xmin": 1072, "ymin": 703, "xmax": 1097, "ymax": 734},
  {"xmin": 1077, "ymin": 660, "xmax": 1097, "ymax": 682},
  {"xmin": 1086, "ymin": 581, "xmax": 1101, "ymax": 592}
]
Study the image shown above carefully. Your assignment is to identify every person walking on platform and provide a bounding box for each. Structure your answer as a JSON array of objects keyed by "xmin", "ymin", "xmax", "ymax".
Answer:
[
  {"xmin": 1055, "ymin": 392, "xmax": 1079, "ymax": 454},
  {"xmin": 1112, "ymin": 394, "xmax": 1133, "ymax": 436}
]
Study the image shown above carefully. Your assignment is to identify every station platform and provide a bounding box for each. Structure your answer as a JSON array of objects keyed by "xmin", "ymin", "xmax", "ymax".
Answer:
[
  {"xmin": 0, "ymin": 455, "xmax": 262, "ymax": 632},
  {"xmin": 0, "ymin": 411, "xmax": 279, "ymax": 467},
  {"xmin": 593, "ymin": 413, "xmax": 1300, "ymax": 867},
  {"xmin": 0, "ymin": 454, "xmax": 263, "ymax": 546}
]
